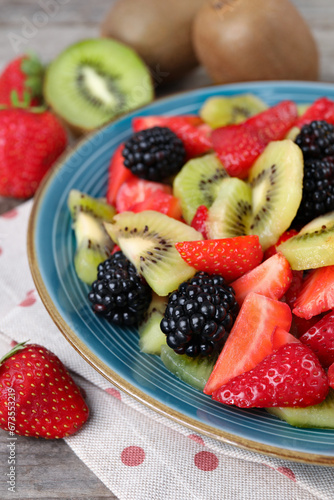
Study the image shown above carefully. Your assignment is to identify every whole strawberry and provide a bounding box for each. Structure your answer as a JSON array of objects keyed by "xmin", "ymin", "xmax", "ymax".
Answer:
[
  {"xmin": 0, "ymin": 54, "xmax": 44, "ymax": 107},
  {"xmin": 0, "ymin": 107, "xmax": 67, "ymax": 198},
  {"xmin": 0, "ymin": 343, "xmax": 89, "ymax": 438},
  {"xmin": 212, "ymin": 343, "xmax": 329, "ymax": 408}
]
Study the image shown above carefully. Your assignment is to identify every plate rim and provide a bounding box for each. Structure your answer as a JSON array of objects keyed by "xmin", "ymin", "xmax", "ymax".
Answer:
[{"xmin": 27, "ymin": 81, "xmax": 334, "ymax": 466}]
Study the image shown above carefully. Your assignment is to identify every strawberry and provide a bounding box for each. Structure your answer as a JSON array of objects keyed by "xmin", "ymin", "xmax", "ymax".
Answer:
[
  {"xmin": 263, "ymin": 229, "xmax": 298, "ymax": 260},
  {"xmin": 175, "ymin": 235, "xmax": 263, "ymax": 282},
  {"xmin": 328, "ymin": 362, "xmax": 334, "ymax": 389},
  {"xmin": 231, "ymin": 253, "xmax": 293, "ymax": 306},
  {"xmin": 115, "ymin": 177, "xmax": 172, "ymax": 213},
  {"xmin": 299, "ymin": 311, "xmax": 334, "ymax": 368},
  {"xmin": 132, "ymin": 115, "xmax": 212, "ymax": 158},
  {"xmin": 295, "ymin": 97, "xmax": 334, "ymax": 128},
  {"xmin": 0, "ymin": 343, "xmax": 89, "ymax": 438},
  {"xmin": 129, "ymin": 191, "xmax": 182, "ymax": 220},
  {"xmin": 212, "ymin": 343, "xmax": 329, "ymax": 408},
  {"xmin": 0, "ymin": 54, "xmax": 44, "ymax": 107},
  {"xmin": 190, "ymin": 205, "xmax": 209, "ymax": 239},
  {"xmin": 293, "ymin": 266, "xmax": 334, "ymax": 319},
  {"xmin": 0, "ymin": 108, "xmax": 67, "ymax": 198},
  {"xmin": 204, "ymin": 293, "xmax": 292, "ymax": 395},
  {"xmin": 106, "ymin": 143, "xmax": 136, "ymax": 206},
  {"xmin": 283, "ymin": 270, "xmax": 304, "ymax": 309},
  {"xmin": 211, "ymin": 100, "xmax": 298, "ymax": 178}
]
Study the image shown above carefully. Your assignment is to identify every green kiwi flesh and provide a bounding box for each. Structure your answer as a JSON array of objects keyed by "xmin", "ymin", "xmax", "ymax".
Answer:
[
  {"xmin": 104, "ymin": 211, "xmax": 202, "ymax": 296},
  {"xmin": 267, "ymin": 389, "xmax": 334, "ymax": 428},
  {"xmin": 68, "ymin": 189, "xmax": 116, "ymax": 284},
  {"xmin": 248, "ymin": 140, "xmax": 303, "ymax": 250},
  {"xmin": 138, "ymin": 294, "xmax": 167, "ymax": 355},
  {"xmin": 173, "ymin": 153, "xmax": 229, "ymax": 224},
  {"xmin": 278, "ymin": 212, "xmax": 334, "ymax": 270},
  {"xmin": 206, "ymin": 177, "xmax": 252, "ymax": 239},
  {"xmin": 200, "ymin": 93, "xmax": 267, "ymax": 129},
  {"xmin": 160, "ymin": 345, "xmax": 216, "ymax": 391},
  {"xmin": 44, "ymin": 39, "xmax": 154, "ymax": 131}
]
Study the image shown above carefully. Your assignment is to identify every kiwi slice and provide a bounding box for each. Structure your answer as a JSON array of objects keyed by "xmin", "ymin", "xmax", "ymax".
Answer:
[
  {"xmin": 173, "ymin": 153, "xmax": 229, "ymax": 224},
  {"xmin": 199, "ymin": 94, "xmax": 268, "ymax": 129},
  {"xmin": 267, "ymin": 389, "xmax": 334, "ymax": 428},
  {"xmin": 278, "ymin": 212, "xmax": 334, "ymax": 270},
  {"xmin": 104, "ymin": 210, "xmax": 202, "ymax": 296},
  {"xmin": 248, "ymin": 140, "xmax": 304, "ymax": 250},
  {"xmin": 206, "ymin": 177, "xmax": 252, "ymax": 239},
  {"xmin": 68, "ymin": 189, "xmax": 116, "ymax": 284},
  {"xmin": 44, "ymin": 39, "xmax": 154, "ymax": 132},
  {"xmin": 160, "ymin": 345, "xmax": 216, "ymax": 391},
  {"xmin": 138, "ymin": 294, "xmax": 168, "ymax": 355}
]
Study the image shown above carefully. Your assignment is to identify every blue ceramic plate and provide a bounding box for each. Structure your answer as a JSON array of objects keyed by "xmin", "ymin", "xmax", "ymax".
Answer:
[{"xmin": 28, "ymin": 82, "xmax": 334, "ymax": 465}]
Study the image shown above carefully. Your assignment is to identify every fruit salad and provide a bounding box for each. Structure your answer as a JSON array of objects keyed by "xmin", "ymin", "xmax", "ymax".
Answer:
[{"xmin": 68, "ymin": 93, "xmax": 334, "ymax": 429}]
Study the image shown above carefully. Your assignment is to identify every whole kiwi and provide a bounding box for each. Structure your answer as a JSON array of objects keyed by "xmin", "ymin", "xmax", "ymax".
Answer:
[
  {"xmin": 100, "ymin": 0, "xmax": 206, "ymax": 84},
  {"xmin": 192, "ymin": 0, "xmax": 318, "ymax": 83}
]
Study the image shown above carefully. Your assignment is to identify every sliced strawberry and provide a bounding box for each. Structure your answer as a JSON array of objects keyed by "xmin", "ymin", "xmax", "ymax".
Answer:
[
  {"xmin": 129, "ymin": 190, "xmax": 182, "ymax": 220},
  {"xmin": 115, "ymin": 177, "xmax": 172, "ymax": 213},
  {"xmin": 299, "ymin": 311, "xmax": 334, "ymax": 368},
  {"xmin": 211, "ymin": 100, "xmax": 297, "ymax": 178},
  {"xmin": 263, "ymin": 229, "xmax": 298, "ymax": 260},
  {"xmin": 190, "ymin": 205, "xmax": 209, "ymax": 239},
  {"xmin": 106, "ymin": 143, "xmax": 136, "ymax": 206},
  {"xmin": 175, "ymin": 235, "xmax": 263, "ymax": 282},
  {"xmin": 133, "ymin": 115, "xmax": 212, "ymax": 158},
  {"xmin": 203, "ymin": 293, "xmax": 292, "ymax": 395},
  {"xmin": 271, "ymin": 327, "xmax": 300, "ymax": 350},
  {"xmin": 284, "ymin": 270, "xmax": 304, "ymax": 309},
  {"xmin": 296, "ymin": 97, "xmax": 334, "ymax": 128},
  {"xmin": 231, "ymin": 253, "xmax": 293, "ymax": 307},
  {"xmin": 293, "ymin": 266, "xmax": 334, "ymax": 320},
  {"xmin": 133, "ymin": 115, "xmax": 203, "ymax": 129},
  {"xmin": 212, "ymin": 343, "xmax": 329, "ymax": 408}
]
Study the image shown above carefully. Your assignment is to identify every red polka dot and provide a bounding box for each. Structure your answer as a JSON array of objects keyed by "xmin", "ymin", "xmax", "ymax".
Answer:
[
  {"xmin": 10, "ymin": 340, "xmax": 18, "ymax": 348},
  {"xmin": 2, "ymin": 209, "xmax": 18, "ymax": 219},
  {"xmin": 194, "ymin": 451, "xmax": 219, "ymax": 471},
  {"xmin": 277, "ymin": 466, "xmax": 296, "ymax": 482},
  {"xmin": 0, "ymin": 247, "xmax": 2, "ymax": 256},
  {"xmin": 19, "ymin": 290, "xmax": 37, "ymax": 307},
  {"xmin": 105, "ymin": 388, "xmax": 121, "ymax": 400},
  {"xmin": 121, "ymin": 446, "xmax": 145, "ymax": 466},
  {"xmin": 188, "ymin": 434, "xmax": 205, "ymax": 446}
]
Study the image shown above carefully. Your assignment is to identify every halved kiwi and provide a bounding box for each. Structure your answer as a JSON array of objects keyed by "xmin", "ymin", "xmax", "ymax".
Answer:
[
  {"xmin": 173, "ymin": 153, "xmax": 229, "ymax": 224},
  {"xmin": 278, "ymin": 212, "xmax": 334, "ymax": 270},
  {"xmin": 267, "ymin": 389, "xmax": 334, "ymax": 428},
  {"xmin": 44, "ymin": 39, "xmax": 154, "ymax": 133},
  {"xmin": 68, "ymin": 189, "xmax": 116, "ymax": 284},
  {"xmin": 138, "ymin": 293, "xmax": 168, "ymax": 355},
  {"xmin": 104, "ymin": 210, "xmax": 202, "ymax": 296},
  {"xmin": 200, "ymin": 93, "xmax": 267, "ymax": 129},
  {"xmin": 206, "ymin": 177, "xmax": 252, "ymax": 239},
  {"xmin": 248, "ymin": 140, "xmax": 304, "ymax": 250}
]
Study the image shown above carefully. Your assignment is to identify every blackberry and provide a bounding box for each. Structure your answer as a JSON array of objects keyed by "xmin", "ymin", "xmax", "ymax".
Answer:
[
  {"xmin": 122, "ymin": 126, "xmax": 186, "ymax": 181},
  {"xmin": 160, "ymin": 272, "xmax": 239, "ymax": 358},
  {"xmin": 88, "ymin": 251, "xmax": 152, "ymax": 327},
  {"xmin": 293, "ymin": 158, "xmax": 334, "ymax": 227},
  {"xmin": 295, "ymin": 120, "xmax": 334, "ymax": 161}
]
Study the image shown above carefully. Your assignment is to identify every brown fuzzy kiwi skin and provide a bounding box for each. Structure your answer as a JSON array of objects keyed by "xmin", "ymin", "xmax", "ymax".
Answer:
[
  {"xmin": 192, "ymin": 0, "xmax": 318, "ymax": 84},
  {"xmin": 100, "ymin": 0, "xmax": 206, "ymax": 84}
]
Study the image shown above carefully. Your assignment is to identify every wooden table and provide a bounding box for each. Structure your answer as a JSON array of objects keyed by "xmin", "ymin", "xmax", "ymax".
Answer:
[{"xmin": 1, "ymin": 1, "xmax": 334, "ymax": 498}]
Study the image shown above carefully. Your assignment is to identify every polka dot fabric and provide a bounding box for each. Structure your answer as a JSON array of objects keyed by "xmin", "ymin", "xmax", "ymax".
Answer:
[{"xmin": 0, "ymin": 201, "xmax": 332, "ymax": 500}]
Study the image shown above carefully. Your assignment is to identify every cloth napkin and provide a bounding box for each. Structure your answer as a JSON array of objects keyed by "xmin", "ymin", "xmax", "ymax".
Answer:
[{"xmin": 0, "ymin": 201, "xmax": 333, "ymax": 500}]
